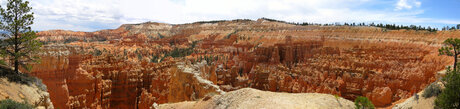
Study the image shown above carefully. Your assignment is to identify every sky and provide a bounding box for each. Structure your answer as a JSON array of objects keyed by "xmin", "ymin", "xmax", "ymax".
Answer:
[{"xmin": 0, "ymin": 0, "xmax": 458, "ymax": 32}]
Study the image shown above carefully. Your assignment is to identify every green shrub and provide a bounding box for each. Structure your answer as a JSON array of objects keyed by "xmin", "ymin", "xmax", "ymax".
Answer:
[
  {"xmin": 0, "ymin": 60, "xmax": 6, "ymax": 66},
  {"xmin": 0, "ymin": 68, "xmax": 35, "ymax": 85},
  {"xmin": 354, "ymin": 96, "xmax": 375, "ymax": 109},
  {"xmin": 137, "ymin": 53, "xmax": 143, "ymax": 60},
  {"xmin": 157, "ymin": 33, "xmax": 165, "ymax": 39},
  {"xmin": 150, "ymin": 55, "xmax": 159, "ymax": 63},
  {"xmin": 422, "ymin": 83, "xmax": 442, "ymax": 98},
  {"xmin": 162, "ymin": 40, "xmax": 200, "ymax": 59},
  {"xmin": 33, "ymin": 78, "xmax": 48, "ymax": 91},
  {"xmin": 93, "ymin": 49, "xmax": 102, "ymax": 56},
  {"xmin": 63, "ymin": 37, "xmax": 79, "ymax": 43},
  {"xmin": 0, "ymin": 99, "xmax": 33, "ymax": 109},
  {"xmin": 435, "ymin": 67, "xmax": 460, "ymax": 109},
  {"xmin": 334, "ymin": 94, "xmax": 340, "ymax": 100},
  {"xmin": 225, "ymin": 31, "xmax": 237, "ymax": 39}
]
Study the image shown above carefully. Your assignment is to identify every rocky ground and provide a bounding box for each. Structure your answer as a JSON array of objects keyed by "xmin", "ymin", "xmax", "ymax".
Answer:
[
  {"xmin": 392, "ymin": 91, "xmax": 437, "ymax": 109},
  {"xmin": 158, "ymin": 88, "xmax": 355, "ymax": 109},
  {"xmin": 0, "ymin": 65, "xmax": 53, "ymax": 109}
]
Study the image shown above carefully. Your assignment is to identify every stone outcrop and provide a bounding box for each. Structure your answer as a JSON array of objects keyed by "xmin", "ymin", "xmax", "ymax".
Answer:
[
  {"xmin": 0, "ymin": 78, "xmax": 54, "ymax": 109},
  {"xmin": 368, "ymin": 87, "xmax": 392, "ymax": 107},
  {"xmin": 159, "ymin": 88, "xmax": 356, "ymax": 109}
]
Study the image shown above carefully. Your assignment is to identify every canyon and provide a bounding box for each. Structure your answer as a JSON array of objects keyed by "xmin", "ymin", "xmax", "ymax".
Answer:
[{"xmin": 27, "ymin": 19, "xmax": 458, "ymax": 108}]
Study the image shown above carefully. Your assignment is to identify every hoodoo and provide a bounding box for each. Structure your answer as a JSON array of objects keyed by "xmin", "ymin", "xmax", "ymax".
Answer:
[{"xmin": 27, "ymin": 19, "xmax": 456, "ymax": 108}]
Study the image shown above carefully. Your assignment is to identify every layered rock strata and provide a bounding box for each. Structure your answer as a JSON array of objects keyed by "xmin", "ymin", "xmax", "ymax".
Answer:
[{"xmin": 30, "ymin": 19, "xmax": 457, "ymax": 108}]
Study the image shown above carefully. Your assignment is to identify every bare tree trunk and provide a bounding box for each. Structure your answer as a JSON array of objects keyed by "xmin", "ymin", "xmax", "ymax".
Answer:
[
  {"xmin": 455, "ymin": 54, "xmax": 458, "ymax": 71},
  {"xmin": 14, "ymin": 59, "xmax": 19, "ymax": 73},
  {"xmin": 453, "ymin": 44, "xmax": 458, "ymax": 71}
]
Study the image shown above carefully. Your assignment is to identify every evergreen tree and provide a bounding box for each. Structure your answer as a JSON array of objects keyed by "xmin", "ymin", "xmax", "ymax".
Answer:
[
  {"xmin": 435, "ymin": 66, "xmax": 460, "ymax": 108},
  {"xmin": 439, "ymin": 38, "xmax": 460, "ymax": 71},
  {"xmin": 435, "ymin": 38, "xmax": 460, "ymax": 108},
  {"xmin": 0, "ymin": 0, "xmax": 42, "ymax": 73}
]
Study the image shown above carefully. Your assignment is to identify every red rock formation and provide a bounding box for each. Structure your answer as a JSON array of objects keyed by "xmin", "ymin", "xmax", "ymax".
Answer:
[
  {"xmin": 199, "ymin": 37, "xmax": 450, "ymax": 106},
  {"xmin": 232, "ymin": 39, "xmax": 449, "ymax": 106},
  {"xmin": 31, "ymin": 19, "xmax": 457, "ymax": 108},
  {"xmin": 137, "ymin": 89, "xmax": 156, "ymax": 109},
  {"xmin": 367, "ymin": 87, "xmax": 392, "ymax": 107},
  {"xmin": 30, "ymin": 47, "xmax": 223, "ymax": 109},
  {"xmin": 27, "ymin": 45, "xmax": 86, "ymax": 109}
]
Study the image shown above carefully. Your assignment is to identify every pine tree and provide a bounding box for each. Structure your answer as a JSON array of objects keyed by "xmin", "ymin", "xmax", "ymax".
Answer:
[
  {"xmin": 435, "ymin": 66, "xmax": 460, "ymax": 108},
  {"xmin": 0, "ymin": 0, "xmax": 42, "ymax": 73},
  {"xmin": 439, "ymin": 38, "xmax": 460, "ymax": 71}
]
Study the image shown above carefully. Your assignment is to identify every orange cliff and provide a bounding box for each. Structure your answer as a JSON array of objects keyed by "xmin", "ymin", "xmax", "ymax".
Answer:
[
  {"xmin": 30, "ymin": 18, "xmax": 458, "ymax": 108},
  {"xmin": 200, "ymin": 38, "xmax": 450, "ymax": 107},
  {"xmin": 29, "ymin": 45, "xmax": 224, "ymax": 108}
]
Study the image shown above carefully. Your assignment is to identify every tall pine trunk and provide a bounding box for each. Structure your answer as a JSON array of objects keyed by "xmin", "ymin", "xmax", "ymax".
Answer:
[
  {"xmin": 455, "ymin": 54, "xmax": 458, "ymax": 71},
  {"xmin": 14, "ymin": 59, "xmax": 18, "ymax": 73}
]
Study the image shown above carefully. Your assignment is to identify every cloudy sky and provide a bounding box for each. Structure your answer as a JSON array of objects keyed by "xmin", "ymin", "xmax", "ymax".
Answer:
[{"xmin": 1, "ymin": 0, "xmax": 458, "ymax": 31}]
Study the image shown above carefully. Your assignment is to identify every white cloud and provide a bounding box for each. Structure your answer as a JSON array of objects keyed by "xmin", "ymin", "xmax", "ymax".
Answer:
[
  {"xmin": 395, "ymin": 0, "xmax": 421, "ymax": 10},
  {"xmin": 29, "ymin": 0, "xmax": 122, "ymax": 31},
  {"xmin": 0, "ymin": 0, "xmax": 455, "ymax": 31}
]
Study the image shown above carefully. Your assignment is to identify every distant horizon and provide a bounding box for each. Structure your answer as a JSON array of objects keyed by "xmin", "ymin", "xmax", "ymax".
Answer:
[
  {"xmin": 33, "ymin": 17, "xmax": 458, "ymax": 32},
  {"xmin": 5, "ymin": 0, "xmax": 457, "ymax": 32}
]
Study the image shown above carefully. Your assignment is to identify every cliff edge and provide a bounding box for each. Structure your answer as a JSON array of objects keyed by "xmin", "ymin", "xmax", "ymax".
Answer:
[{"xmin": 0, "ymin": 65, "xmax": 54, "ymax": 109}]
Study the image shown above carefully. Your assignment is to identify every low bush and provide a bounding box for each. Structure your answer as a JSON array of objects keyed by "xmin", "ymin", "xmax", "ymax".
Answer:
[
  {"xmin": 63, "ymin": 37, "xmax": 80, "ymax": 43},
  {"xmin": 422, "ymin": 83, "xmax": 441, "ymax": 98},
  {"xmin": 0, "ymin": 99, "xmax": 33, "ymax": 109},
  {"xmin": 0, "ymin": 60, "xmax": 6, "ymax": 66},
  {"xmin": 354, "ymin": 96, "xmax": 375, "ymax": 109},
  {"xmin": 33, "ymin": 78, "xmax": 48, "ymax": 91},
  {"xmin": 0, "ymin": 66, "xmax": 36, "ymax": 85}
]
